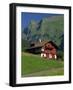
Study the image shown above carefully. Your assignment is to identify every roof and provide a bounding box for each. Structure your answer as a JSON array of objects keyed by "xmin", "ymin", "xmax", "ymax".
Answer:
[
  {"xmin": 33, "ymin": 41, "xmax": 48, "ymax": 47},
  {"xmin": 26, "ymin": 40, "xmax": 58, "ymax": 50}
]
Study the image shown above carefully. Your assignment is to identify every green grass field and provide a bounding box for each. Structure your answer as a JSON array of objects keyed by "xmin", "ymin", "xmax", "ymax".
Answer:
[{"xmin": 21, "ymin": 52, "xmax": 64, "ymax": 77}]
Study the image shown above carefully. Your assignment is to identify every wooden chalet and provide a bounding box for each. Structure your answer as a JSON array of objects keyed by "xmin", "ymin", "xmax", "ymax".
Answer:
[{"xmin": 25, "ymin": 41, "xmax": 58, "ymax": 59}]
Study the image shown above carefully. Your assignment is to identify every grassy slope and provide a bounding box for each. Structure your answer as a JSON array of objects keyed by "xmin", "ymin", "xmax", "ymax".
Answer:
[{"xmin": 21, "ymin": 53, "xmax": 64, "ymax": 77}]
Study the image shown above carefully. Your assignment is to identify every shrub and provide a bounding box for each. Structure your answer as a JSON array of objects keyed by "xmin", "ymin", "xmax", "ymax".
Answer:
[{"xmin": 57, "ymin": 50, "xmax": 64, "ymax": 61}]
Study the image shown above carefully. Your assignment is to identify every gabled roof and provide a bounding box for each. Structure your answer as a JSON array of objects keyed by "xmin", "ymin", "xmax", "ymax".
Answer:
[
  {"xmin": 33, "ymin": 41, "xmax": 48, "ymax": 47},
  {"xmin": 26, "ymin": 40, "xmax": 58, "ymax": 50}
]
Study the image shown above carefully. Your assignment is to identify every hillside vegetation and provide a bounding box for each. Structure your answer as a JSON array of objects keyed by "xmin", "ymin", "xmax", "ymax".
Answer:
[
  {"xmin": 22, "ymin": 16, "xmax": 64, "ymax": 52},
  {"xmin": 21, "ymin": 53, "xmax": 64, "ymax": 77}
]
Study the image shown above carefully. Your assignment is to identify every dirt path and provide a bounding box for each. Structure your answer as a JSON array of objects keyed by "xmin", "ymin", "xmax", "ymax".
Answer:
[{"xmin": 22, "ymin": 67, "xmax": 64, "ymax": 77}]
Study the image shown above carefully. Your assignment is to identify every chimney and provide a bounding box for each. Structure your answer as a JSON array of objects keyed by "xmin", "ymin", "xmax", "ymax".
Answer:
[{"xmin": 39, "ymin": 39, "xmax": 42, "ymax": 42}]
